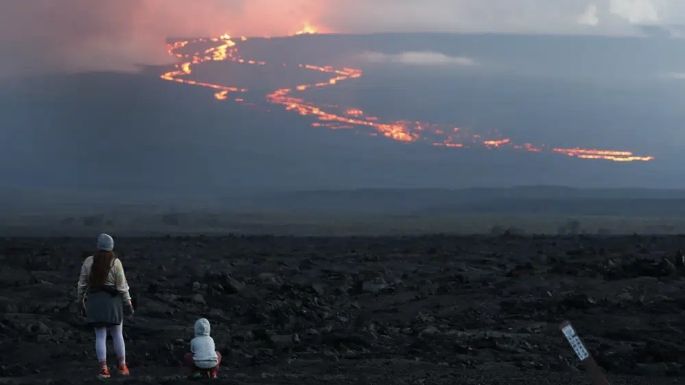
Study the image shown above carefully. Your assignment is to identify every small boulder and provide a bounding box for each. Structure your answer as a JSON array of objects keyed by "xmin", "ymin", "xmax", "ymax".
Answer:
[
  {"xmin": 419, "ymin": 326, "xmax": 440, "ymax": 338},
  {"xmin": 225, "ymin": 276, "xmax": 245, "ymax": 294},
  {"xmin": 269, "ymin": 334, "xmax": 299, "ymax": 349},
  {"xmin": 27, "ymin": 322, "xmax": 50, "ymax": 335},
  {"xmin": 192, "ymin": 294, "xmax": 206, "ymax": 305},
  {"xmin": 362, "ymin": 278, "xmax": 388, "ymax": 294},
  {"xmin": 311, "ymin": 283, "xmax": 326, "ymax": 296}
]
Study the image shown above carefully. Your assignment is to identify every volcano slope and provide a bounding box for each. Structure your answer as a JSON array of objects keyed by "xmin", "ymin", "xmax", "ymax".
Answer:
[{"xmin": 1, "ymin": 235, "xmax": 684, "ymax": 384}]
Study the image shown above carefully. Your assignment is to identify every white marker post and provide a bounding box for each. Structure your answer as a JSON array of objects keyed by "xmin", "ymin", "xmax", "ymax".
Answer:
[{"xmin": 560, "ymin": 321, "xmax": 610, "ymax": 385}]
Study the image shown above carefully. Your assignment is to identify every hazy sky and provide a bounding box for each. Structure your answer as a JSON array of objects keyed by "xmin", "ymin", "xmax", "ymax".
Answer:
[
  {"xmin": 1, "ymin": 0, "xmax": 685, "ymax": 76},
  {"xmin": 2, "ymin": 1, "xmax": 684, "ymax": 195}
]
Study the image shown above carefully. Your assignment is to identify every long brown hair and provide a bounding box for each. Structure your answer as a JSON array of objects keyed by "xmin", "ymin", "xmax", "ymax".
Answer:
[{"xmin": 89, "ymin": 250, "xmax": 116, "ymax": 288}]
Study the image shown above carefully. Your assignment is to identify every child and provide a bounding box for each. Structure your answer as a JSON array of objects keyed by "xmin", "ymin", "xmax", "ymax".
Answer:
[{"xmin": 184, "ymin": 318, "xmax": 221, "ymax": 379}]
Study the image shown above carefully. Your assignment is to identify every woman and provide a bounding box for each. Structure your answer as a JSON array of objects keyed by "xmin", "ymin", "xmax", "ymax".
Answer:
[{"xmin": 76, "ymin": 233, "xmax": 134, "ymax": 379}]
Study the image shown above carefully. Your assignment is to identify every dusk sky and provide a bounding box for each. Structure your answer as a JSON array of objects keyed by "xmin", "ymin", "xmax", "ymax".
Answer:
[
  {"xmin": 2, "ymin": 0, "xmax": 684, "ymax": 75},
  {"xmin": 1, "ymin": 1, "xmax": 684, "ymax": 199}
]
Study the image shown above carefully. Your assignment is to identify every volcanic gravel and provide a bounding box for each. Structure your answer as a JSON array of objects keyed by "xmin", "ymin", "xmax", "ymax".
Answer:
[{"xmin": 1, "ymin": 235, "xmax": 685, "ymax": 384}]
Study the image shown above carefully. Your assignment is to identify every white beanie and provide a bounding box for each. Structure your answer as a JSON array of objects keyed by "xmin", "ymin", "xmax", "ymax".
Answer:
[{"xmin": 97, "ymin": 233, "xmax": 114, "ymax": 251}]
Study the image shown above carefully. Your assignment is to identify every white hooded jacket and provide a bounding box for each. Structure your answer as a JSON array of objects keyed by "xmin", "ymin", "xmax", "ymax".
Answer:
[{"xmin": 191, "ymin": 318, "xmax": 219, "ymax": 369}]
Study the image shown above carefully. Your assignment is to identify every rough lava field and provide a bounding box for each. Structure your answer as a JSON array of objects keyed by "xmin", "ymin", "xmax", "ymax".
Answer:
[{"xmin": 1, "ymin": 235, "xmax": 685, "ymax": 384}]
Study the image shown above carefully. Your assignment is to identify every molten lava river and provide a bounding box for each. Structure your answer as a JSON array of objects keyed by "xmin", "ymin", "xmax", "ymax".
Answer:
[{"xmin": 161, "ymin": 34, "xmax": 654, "ymax": 163}]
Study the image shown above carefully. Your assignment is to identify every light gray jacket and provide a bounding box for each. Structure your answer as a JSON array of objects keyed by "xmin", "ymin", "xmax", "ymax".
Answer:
[{"xmin": 191, "ymin": 318, "xmax": 219, "ymax": 369}]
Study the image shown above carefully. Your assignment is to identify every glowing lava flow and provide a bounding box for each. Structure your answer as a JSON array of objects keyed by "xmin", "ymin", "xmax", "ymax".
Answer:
[
  {"xmin": 160, "ymin": 34, "xmax": 654, "ymax": 163},
  {"xmin": 553, "ymin": 148, "xmax": 654, "ymax": 162},
  {"xmin": 160, "ymin": 35, "xmax": 252, "ymax": 102}
]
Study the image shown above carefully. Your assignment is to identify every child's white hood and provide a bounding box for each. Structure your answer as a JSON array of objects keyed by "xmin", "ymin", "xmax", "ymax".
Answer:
[{"xmin": 194, "ymin": 318, "xmax": 211, "ymax": 337}]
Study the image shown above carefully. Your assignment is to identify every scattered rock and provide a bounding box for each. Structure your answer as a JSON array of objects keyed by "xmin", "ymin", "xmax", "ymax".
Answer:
[
  {"xmin": 1, "ymin": 235, "xmax": 684, "ymax": 382},
  {"xmin": 192, "ymin": 281, "xmax": 202, "ymax": 291},
  {"xmin": 269, "ymin": 333, "xmax": 299, "ymax": 349},
  {"xmin": 311, "ymin": 283, "xmax": 326, "ymax": 296},
  {"xmin": 225, "ymin": 276, "xmax": 245, "ymax": 294},
  {"xmin": 419, "ymin": 326, "xmax": 440, "ymax": 338},
  {"xmin": 27, "ymin": 322, "xmax": 50, "ymax": 335},
  {"xmin": 362, "ymin": 278, "xmax": 388, "ymax": 294},
  {"xmin": 191, "ymin": 294, "xmax": 206, "ymax": 305}
]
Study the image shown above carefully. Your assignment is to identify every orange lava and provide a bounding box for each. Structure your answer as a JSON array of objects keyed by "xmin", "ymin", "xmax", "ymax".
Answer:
[
  {"xmin": 552, "ymin": 148, "xmax": 655, "ymax": 162},
  {"xmin": 483, "ymin": 139, "xmax": 512, "ymax": 149},
  {"xmin": 160, "ymin": 34, "xmax": 654, "ymax": 163},
  {"xmin": 214, "ymin": 90, "xmax": 229, "ymax": 101}
]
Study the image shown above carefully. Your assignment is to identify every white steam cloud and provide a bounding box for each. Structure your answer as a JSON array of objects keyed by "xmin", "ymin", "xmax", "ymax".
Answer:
[
  {"xmin": 362, "ymin": 51, "xmax": 477, "ymax": 67},
  {"xmin": 578, "ymin": 4, "xmax": 600, "ymax": 26},
  {"xmin": 609, "ymin": 0, "xmax": 659, "ymax": 24}
]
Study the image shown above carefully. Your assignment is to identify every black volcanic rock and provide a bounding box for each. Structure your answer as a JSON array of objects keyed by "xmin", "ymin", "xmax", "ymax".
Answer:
[{"xmin": 0, "ymin": 235, "xmax": 684, "ymax": 384}]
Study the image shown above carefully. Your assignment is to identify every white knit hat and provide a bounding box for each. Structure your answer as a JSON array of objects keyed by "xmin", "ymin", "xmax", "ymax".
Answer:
[{"xmin": 97, "ymin": 233, "xmax": 114, "ymax": 251}]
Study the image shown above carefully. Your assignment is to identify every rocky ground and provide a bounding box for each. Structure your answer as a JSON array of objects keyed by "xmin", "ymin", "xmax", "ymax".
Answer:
[{"xmin": 1, "ymin": 235, "xmax": 685, "ymax": 384}]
